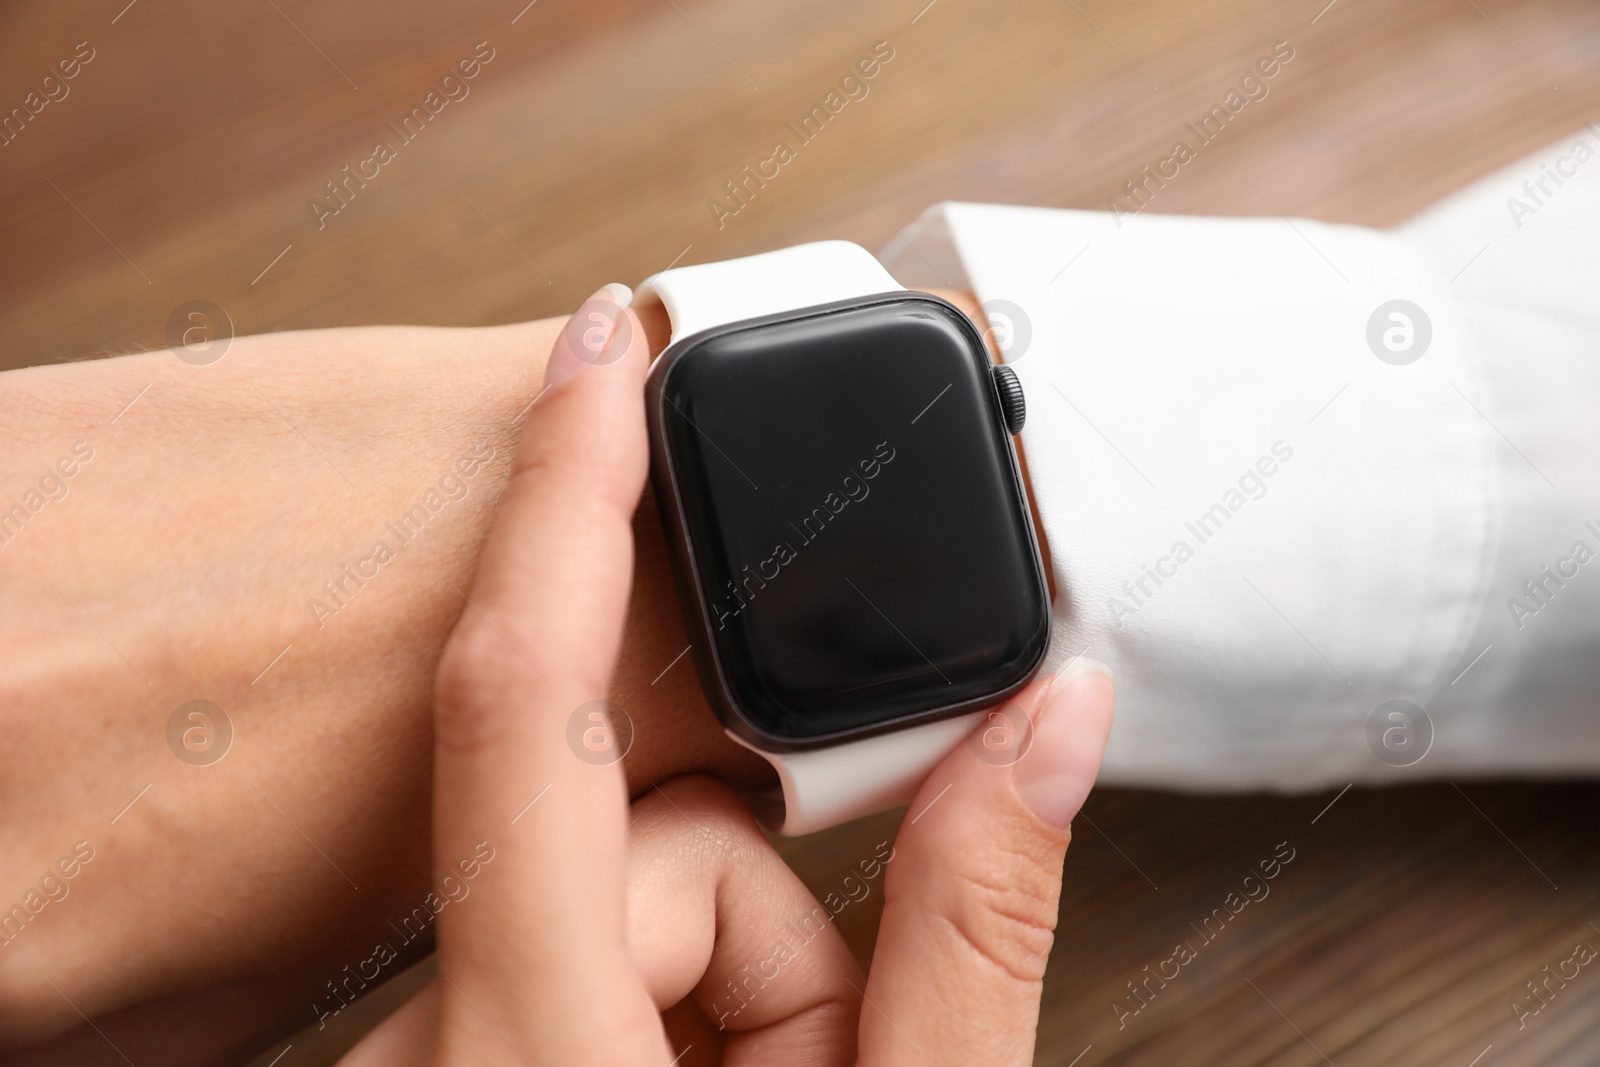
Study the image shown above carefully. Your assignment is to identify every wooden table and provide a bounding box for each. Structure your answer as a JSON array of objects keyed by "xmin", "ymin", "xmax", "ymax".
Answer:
[{"xmin": 4, "ymin": 0, "xmax": 1597, "ymax": 1062}]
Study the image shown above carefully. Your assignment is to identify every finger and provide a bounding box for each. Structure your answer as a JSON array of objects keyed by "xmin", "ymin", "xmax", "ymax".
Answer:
[
  {"xmin": 339, "ymin": 984, "xmax": 437, "ymax": 1067},
  {"xmin": 345, "ymin": 775, "xmax": 863, "ymax": 1067},
  {"xmin": 429, "ymin": 285, "xmax": 663, "ymax": 1061},
  {"xmin": 625, "ymin": 776, "xmax": 862, "ymax": 1067},
  {"xmin": 861, "ymin": 661, "xmax": 1116, "ymax": 1067}
]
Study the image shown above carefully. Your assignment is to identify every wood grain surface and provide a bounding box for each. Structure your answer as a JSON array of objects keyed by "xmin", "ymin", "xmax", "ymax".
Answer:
[{"xmin": 4, "ymin": 0, "xmax": 1598, "ymax": 1064}]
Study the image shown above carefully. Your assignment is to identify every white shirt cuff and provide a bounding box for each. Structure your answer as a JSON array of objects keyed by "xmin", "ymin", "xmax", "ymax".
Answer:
[{"xmin": 879, "ymin": 193, "xmax": 1525, "ymax": 790}]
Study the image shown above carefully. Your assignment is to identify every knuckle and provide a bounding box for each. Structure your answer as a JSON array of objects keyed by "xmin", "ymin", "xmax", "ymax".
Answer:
[
  {"xmin": 510, "ymin": 436, "xmax": 618, "ymax": 507},
  {"xmin": 940, "ymin": 875, "xmax": 1060, "ymax": 985},
  {"xmin": 634, "ymin": 775, "xmax": 757, "ymax": 846},
  {"xmin": 432, "ymin": 623, "xmax": 535, "ymax": 753},
  {"xmin": 653, "ymin": 773, "xmax": 747, "ymax": 817},
  {"xmin": 509, "ymin": 419, "xmax": 646, "ymax": 518},
  {"xmin": 508, "ymin": 444, "xmax": 581, "ymax": 494},
  {"xmin": 912, "ymin": 819, "xmax": 1067, "ymax": 986},
  {"xmin": 629, "ymin": 778, "xmax": 780, "ymax": 891}
]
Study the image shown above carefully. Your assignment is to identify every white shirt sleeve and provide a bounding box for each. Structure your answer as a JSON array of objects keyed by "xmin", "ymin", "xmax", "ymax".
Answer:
[{"xmin": 876, "ymin": 130, "xmax": 1600, "ymax": 791}]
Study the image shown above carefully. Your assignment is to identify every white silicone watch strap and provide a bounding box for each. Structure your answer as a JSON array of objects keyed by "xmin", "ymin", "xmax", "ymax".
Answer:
[
  {"xmin": 636, "ymin": 240, "xmax": 983, "ymax": 836},
  {"xmin": 724, "ymin": 712, "xmax": 986, "ymax": 837},
  {"xmin": 635, "ymin": 239, "xmax": 903, "ymax": 343}
]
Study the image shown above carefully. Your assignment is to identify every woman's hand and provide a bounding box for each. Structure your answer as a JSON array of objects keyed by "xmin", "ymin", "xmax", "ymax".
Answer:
[
  {"xmin": 0, "ymin": 282, "xmax": 995, "ymax": 1060},
  {"xmin": 0, "ymin": 310, "xmax": 768, "ymax": 1057},
  {"xmin": 341, "ymin": 283, "xmax": 1117, "ymax": 1065}
]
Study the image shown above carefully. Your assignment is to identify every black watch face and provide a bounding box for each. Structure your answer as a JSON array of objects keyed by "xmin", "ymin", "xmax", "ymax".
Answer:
[{"xmin": 652, "ymin": 294, "xmax": 1049, "ymax": 745}]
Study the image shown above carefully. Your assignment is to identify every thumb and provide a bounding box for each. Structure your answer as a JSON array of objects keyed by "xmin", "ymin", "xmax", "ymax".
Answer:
[{"xmin": 860, "ymin": 661, "xmax": 1116, "ymax": 1066}]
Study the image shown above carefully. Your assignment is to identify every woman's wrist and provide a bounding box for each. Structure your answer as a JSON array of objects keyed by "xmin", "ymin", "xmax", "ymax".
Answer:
[
  {"xmin": 0, "ymin": 313, "xmax": 755, "ymax": 1049},
  {"xmin": 0, "ymin": 284, "xmax": 981, "ymax": 1052}
]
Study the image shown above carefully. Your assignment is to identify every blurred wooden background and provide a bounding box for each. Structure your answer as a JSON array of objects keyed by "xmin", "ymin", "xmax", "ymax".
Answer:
[{"xmin": 3, "ymin": 0, "xmax": 1598, "ymax": 1063}]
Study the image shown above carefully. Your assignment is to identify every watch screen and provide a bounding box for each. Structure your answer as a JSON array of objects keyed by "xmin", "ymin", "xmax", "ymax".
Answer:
[{"xmin": 655, "ymin": 295, "xmax": 1049, "ymax": 742}]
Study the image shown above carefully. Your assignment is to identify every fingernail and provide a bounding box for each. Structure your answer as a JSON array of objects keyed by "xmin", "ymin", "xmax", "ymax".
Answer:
[
  {"xmin": 545, "ymin": 283, "xmax": 634, "ymax": 390},
  {"xmin": 1014, "ymin": 659, "xmax": 1116, "ymax": 830},
  {"xmin": 1057, "ymin": 655, "xmax": 1114, "ymax": 686}
]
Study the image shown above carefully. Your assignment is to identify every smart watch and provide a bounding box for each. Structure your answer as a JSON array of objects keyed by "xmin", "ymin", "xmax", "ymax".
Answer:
[{"xmin": 635, "ymin": 241, "xmax": 1050, "ymax": 835}]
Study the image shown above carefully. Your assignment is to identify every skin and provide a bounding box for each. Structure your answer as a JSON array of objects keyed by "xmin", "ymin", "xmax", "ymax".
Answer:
[
  {"xmin": 338, "ymin": 286, "xmax": 1119, "ymax": 1064},
  {"xmin": 0, "ymin": 285, "xmax": 1090, "ymax": 1063}
]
